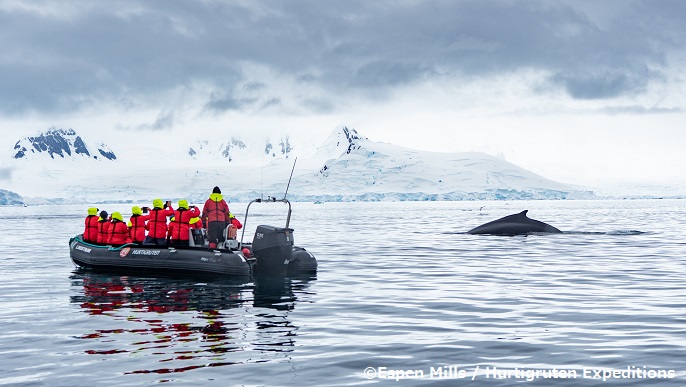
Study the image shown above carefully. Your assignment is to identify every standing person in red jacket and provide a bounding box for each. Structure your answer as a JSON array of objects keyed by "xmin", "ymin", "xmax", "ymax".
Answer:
[
  {"xmin": 96, "ymin": 211, "xmax": 111, "ymax": 244},
  {"xmin": 128, "ymin": 206, "xmax": 150, "ymax": 244},
  {"xmin": 202, "ymin": 187, "xmax": 231, "ymax": 249},
  {"xmin": 143, "ymin": 199, "xmax": 174, "ymax": 245},
  {"xmin": 107, "ymin": 212, "xmax": 132, "ymax": 245},
  {"xmin": 166, "ymin": 200, "xmax": 200, "ymax": 246},
  {"xmin": 83, "ymin": 207, "xmax": 100, "ymax": 243}
]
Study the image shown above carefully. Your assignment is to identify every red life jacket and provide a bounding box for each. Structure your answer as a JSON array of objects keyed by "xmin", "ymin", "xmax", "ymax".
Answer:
[
  {"xmin": 202, "ymin": 194, "xmax": 230, "ymax": 224},
  {"xmin": 168, "ymin": 207, "xmax": 200, "ymax": 241},
  {"xmin": 83, "ymin": 215, "xmax": 99, "ymax": 243},
  {"xmin": 145, "ymin": 207, "xmax": 174, "ymax": 239},
  {"xmin": 107, "ymin": 221, "xmax": 131, "ymax": 245},
  {"xmin": 230, "ymin": 217, "xmax": 242, "ymax": 229},
  {"xmin": 97, "ymin": 220, "xmax": 111, "ymax": 244},
  {"xmin": 128, "ymin": 214, "xmax": 149, "ymax": 243}
]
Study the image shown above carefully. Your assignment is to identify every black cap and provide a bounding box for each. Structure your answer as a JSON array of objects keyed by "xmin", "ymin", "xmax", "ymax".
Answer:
[
  {"xmin": 212, "ymin": 186, "xmax": 221, "ymax": 194},
  {"xmin": 99, "ymin": 210, "xmax": 108, "ymax": 219}
]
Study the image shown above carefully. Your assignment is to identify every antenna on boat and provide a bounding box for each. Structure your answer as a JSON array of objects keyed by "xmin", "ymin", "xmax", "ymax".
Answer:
[
  {"xmin": 240, "ymin": 158, "xmax": 297, "ymax": 248},
  {"xmin": 283, "ymin": 157, "xmax": 297, "ymax": 200},
  {"xmin": 260, "ymin": 151, "xmax": 264, "ymax": 200}
]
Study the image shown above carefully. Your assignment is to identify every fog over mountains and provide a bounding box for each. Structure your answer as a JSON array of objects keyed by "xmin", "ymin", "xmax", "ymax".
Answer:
[{"xmin": 1, "ymin": 126, "xmax": 593, "ymax": 205}]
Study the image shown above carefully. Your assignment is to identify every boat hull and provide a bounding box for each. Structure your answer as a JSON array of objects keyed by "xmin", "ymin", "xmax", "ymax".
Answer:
[
  {"xmin": 288, "ymin": 247, "xmax": 318, "ymax": 274},
  {"xmin": 70, "ymin": 237, "xmax": 251, "ymax": 277},
  {"xmin": 69, "ymin": 235, "xmax": 317, "ymax": 277}
]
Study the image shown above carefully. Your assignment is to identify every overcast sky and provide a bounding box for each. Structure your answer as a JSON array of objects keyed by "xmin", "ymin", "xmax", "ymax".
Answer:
[{"xmin": 1, "ymin": 0, "xmax": 685, "ymax": 192}]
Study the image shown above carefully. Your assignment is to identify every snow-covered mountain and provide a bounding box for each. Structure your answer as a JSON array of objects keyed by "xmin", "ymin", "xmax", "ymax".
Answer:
[
  {"xmin": 2, "ymin": 126, "xmax": 594, "ymax": 204},
  {"xmin": 187, "ymin": 136, "xmax": 294, "ymax": 164},
  {"xmin": 12, "ymin": 128, "xmax": 117, "ymax": 161},
  {"xmin": 0, "ymin": 189, "xmax": 23, "ymax": 205},
  {"xmin": 281, "ymin": 127, "xmax": 592, "ymax": 201}
]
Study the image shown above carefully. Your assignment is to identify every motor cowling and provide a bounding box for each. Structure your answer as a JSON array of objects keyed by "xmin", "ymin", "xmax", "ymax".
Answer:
[{"xmin": 252, "ymin": 225, "xmax": 294, "ymax": 275}]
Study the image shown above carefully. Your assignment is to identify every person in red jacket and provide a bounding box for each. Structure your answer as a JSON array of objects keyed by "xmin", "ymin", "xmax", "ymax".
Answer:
[
  {"xmin": 83, "ymin": 207, "xmax": 100, "ymax": 243},
  {"xmin": 229, "ymin": 212, "xmax": 242, "ymax": 229},
  {"xmin": 96, "ymin": 210, "xmax": 111, "ymax": 244},
  {"xmin": 107, "ymin": 212, "xmax": 132, "ymax": 245},
  {"xmin": 128, "ymin": 206, "xmax": 150, "ymax": 244},
  {"xmin": 201, "ymin": 187, "xmax": 231, "ymax": 249},
  {"xmin": 189, "ymin": 216, "xmax": 203, "ymax": 229},
  {"xmin": 226, "ymin": 212, "xmax": 243, "ymax": 240},
  {"xmin": 143, "ymin": 199, "xmax": 174, "ymax": 245},
  {"xmin": 166, "ymin": 200, "xmax": 200, "ymax": 246}
]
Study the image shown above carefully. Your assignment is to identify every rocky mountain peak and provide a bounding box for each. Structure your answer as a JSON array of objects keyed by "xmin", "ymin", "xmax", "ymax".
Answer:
[{"xmin": 12, "ymin": 128, "xmax": 116, "ymax": 161}]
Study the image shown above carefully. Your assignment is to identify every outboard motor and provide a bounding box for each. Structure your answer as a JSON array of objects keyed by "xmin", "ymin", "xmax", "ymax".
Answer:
[{"xmin": 252, "ymin": 225, "xmax": 294, "ymax": 276}]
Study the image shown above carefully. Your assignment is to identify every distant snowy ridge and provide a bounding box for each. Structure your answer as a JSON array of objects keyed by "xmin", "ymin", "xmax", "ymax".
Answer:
[
  {"xmin": 0, "ymin": 189, "xmax": 24, "ymax": 206},
  {"xmin": 12, "ymin": 128, "xmax": 116, "ymax": 161},
  {"xmin": 283, "ymin": 127, "xmax": 593, "ymax": 200},
  {"xmin": 4, "ymin": 126, "xmax": 595, "ymax": 203},
  {"xmin": 187, "ymin": 136, "xmax": 294, "ymax": 165},
  {"xmin": 207, "ymin": 190, "xmax": 587, "ymax": 204},
  {"xmin": 178, "ymin": 127, "xmax": 594, "ymax": 203}
]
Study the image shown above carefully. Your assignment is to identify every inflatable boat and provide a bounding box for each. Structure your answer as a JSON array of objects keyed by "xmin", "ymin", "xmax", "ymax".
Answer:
[{"xmin": 69, "ymin": 198, "xmax": 317, "ymax": 277}]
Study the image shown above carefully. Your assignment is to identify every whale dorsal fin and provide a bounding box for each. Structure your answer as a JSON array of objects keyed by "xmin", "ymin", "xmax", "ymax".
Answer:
[{"xmin": 518, "ymin": 210, "xmax": 529, "ymax": 217}]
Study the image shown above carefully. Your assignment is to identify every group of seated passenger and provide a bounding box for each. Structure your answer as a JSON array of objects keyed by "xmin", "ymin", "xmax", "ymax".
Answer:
[{"xmin": 82, "ymin": 187, "xmax": 242, "ymax": 248}]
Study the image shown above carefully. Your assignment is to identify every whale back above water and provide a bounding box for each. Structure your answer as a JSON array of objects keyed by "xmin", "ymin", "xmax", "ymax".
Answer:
[{"xmin": 467, "ymin": 210, "xmax": 562, "ymax": 235}]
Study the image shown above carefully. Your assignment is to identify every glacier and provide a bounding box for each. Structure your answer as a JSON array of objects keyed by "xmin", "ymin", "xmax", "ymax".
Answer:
[
  {"xmin": 0, "ymin": 189, "xmax": 24, "ymax": 206},
  {"xmin": 1, "ymin": 126, "xmax": 600, "ymax": 205}
]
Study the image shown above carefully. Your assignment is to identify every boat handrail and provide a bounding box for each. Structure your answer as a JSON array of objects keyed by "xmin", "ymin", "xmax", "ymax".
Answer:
[{"xmin": 239, "ymin": 197, "xmax": 292, "ymax": 250}]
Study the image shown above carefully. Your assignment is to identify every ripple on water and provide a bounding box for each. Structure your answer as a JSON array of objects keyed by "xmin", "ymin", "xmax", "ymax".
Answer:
[{"xmin": 0, "ymin": 200, "xmax": 685, "ymax": 385}]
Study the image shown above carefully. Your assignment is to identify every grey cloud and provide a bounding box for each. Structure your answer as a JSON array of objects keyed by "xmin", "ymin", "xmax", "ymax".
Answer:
[
  {"xmin": 205, "ymin": 92, "xmax": 258, "ymax": 113},
  {"xmin": 243, "ymin": 82, "xmax": 267, "ymax": 92},
  {"xmin": 350, "ymin": 61, "xmax": 432, "ymax": 88},
  {"xmin": 116, "ymin": 109, "xmax": 175, "ymax": 131},
  {"xmin": 1, "ymin": 0, "xmax": 685, "ymax": 115},
  {"xmin": 301, "ymin": 97, "xmax": 335, "ymax": 114},
  {"xmin": 0, "ymin": 167, "xmax": 13, "ymax": 180},
  {"xmin": 551, "ymin": 70, "xmax": 652, "ymax": 100},
  {"xmin": 261, "ymin": 97, "xmax": 281, "ymax": 109},
  {"xmin": 150, "ymin": 110, "xmax": 174, "ymax": 130}
]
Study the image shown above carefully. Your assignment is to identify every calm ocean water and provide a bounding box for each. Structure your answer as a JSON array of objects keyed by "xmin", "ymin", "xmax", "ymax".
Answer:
[{"xmin": 0, "ymin": 199, "xmax": 685, "ymax": 386}]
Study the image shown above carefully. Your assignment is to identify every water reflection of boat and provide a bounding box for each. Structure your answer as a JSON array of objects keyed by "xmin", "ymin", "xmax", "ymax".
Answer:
[{"xmin": 70, "ymin": 270, "xmax": 316, "ymax": 374}]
